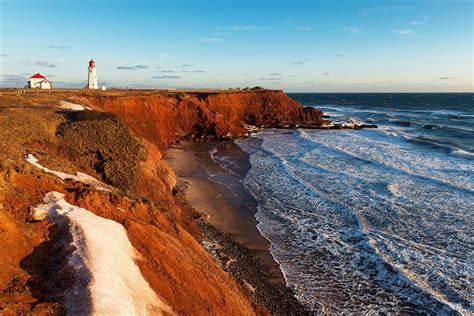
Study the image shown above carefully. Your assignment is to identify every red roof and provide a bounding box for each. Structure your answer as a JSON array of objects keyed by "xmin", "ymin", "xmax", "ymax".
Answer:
[{"xmin": 30, "ymin": 73, "xmax": 46, "ymax": 79}]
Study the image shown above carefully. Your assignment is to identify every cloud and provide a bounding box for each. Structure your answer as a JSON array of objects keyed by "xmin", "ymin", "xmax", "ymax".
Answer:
[
  {"xmin": 321, "ymin": 72, "xmax": 331, "ymax": 75},
  {"xmin": 290, "ymin": 61, "xmax": 304, "ymax": 65},
  {"xmin": 260, "ymin": 77, "xmax": 282, "ymax": 81},
  {"xmin": 2, "ymin": 74, "xmax": 26, "ymax": 83},
  {"xmin": 181, "ymin": 64, "xmax": 191, "ymax": 67},
  {"xmin": 202, "ymin": 38, "xmax": 225, "ymax": 43},
  {"xmin": 298, "ymin": 25, "xmax": 312, "ymax": 31},
  {"xmin": 396, "ymin": 30, "xmax": 412, "ymax": 35},
  {"xmin": 192, "ymin": 70, "xmax": 206, "ymax": 73},
  {"xmin": 159, "ymin": 54, "xmax": 169, "ymax": 60},
  {"xmin": 117, "ymin": 65, "xmax": 148, "ymax": 70},
  {"xmin": 410, "ymin": 14, "xmax": 428, "ymax": 25},
  {"xmin": 343, "ymin": 27, "xmax": 363, "ymax": 33},
  {"xmin": 153, "ymin": 75, "xmax": 181, "ymax": 79},
  {"xmin": 269, "ymin": 73, "xmax": 282, "ymax": 76},
  {"xmin": 0, "ymin": 54, "xmax": 7, "ymax": 57},
  {"xmin": 26, "ymin": 60, "xmax": 58, "ymax": 68},
  {"xmin": 438, "ymin": 76, "xmax": 453, "ymax": 80},
  {"xmin": 49, "ymin": 45, "xmax": 68, "ymax": 49},
  {"xmin": 159, "ymin": 70, "xmax": 174, "ymax": 73},
  {"xmin": 229, "ymin": 25, "xmax": 268, "ymax": 31},
  {"xmin": 334, "ymin": 54, "xmax": 344, "ymax": 57}
]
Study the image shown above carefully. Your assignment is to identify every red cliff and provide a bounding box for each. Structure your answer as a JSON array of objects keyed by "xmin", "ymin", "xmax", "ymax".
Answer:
[
  {"xmin": 74, "ymin": 90, "xmax": 323, "ymax": 148},
  {"xmin": 0, "ymin": 90, "xmax": 316, "ymax": 314}
]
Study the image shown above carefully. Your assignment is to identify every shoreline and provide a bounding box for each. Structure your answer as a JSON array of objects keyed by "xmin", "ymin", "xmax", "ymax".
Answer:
[{"xmin": 166, "ymin": 140, "xmax": 306, "ymax": 313}]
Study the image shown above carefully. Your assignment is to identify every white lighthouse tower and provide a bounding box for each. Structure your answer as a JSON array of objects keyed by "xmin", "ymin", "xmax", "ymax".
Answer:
[{"xmin": 87, "ymin": 59, "xmax": 98, "ymax": 89}]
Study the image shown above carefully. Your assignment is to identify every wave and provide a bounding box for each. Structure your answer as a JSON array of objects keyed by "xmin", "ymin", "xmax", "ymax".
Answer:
[
  {"xmin": 431, "ymin": 110, "xmax": 474, "ymax": 119},
  {"xmin": 315, "ymin": 104, "xmax": 474, "ymax": 118},
  {"xmin": 238, "ymin": 131, "xmax": 470, "ymax": 313},
  {"xmin": 208, "ymin": 146, "xmax": 243, "ymax": 178},
  {"xmin": 452, "ymin": 148, "xmax": 474, "ymax": 159},
  {"xmin": 300, "ymin": 130, "xmax": 474, "ymax": 193}
]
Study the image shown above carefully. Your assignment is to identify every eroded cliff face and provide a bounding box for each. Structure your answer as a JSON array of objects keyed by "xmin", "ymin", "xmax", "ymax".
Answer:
[
  {"xmin": 73, "ymin": 90, "xmax": 323, "ymax": 148},
  {"xmin": 0, "ymin": 91, "xmax": 317, "ymax": 314}
]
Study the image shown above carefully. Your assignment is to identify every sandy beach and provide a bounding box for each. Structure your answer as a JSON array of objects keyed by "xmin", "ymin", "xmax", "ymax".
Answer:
[
  {"xmin": 166, "ymin": 140, "xmax": 309, "ymax": 313},
  {"xmin": 166, "ymin": 140, "xmax": 285, "ymax": 284}
]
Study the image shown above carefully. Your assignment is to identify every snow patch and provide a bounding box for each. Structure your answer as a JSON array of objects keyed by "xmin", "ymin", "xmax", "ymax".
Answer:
[
  {"xmin": 25, "ymin": 154, "xmax": 112, "ymax": 191},
  {"xmin": 59, "ymin": 100, "xmax": 86, "ymax": 111},
  {"xmin": 33, "ymin": 191, "xmax": 174, "ymax": 315}
]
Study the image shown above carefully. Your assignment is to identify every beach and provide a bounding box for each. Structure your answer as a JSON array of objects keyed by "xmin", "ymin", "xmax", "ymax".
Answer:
[
  {"xmin": 166, "ymin": 140, "xmax": 308, "ymax": 312},
  {"xmin": 166, "ymin": 141, "xmax": 276, "ymax": 270}
]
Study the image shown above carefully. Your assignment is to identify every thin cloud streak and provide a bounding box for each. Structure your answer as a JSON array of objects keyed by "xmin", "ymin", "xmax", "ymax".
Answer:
[
  {"xmin": 202, "ymin": 37, "xmax": 225, "ymax": 43},
  {"xmin": 343, "ymin": 27, "xmax": 363, "ymax": 33},
  {"xmin": 229, "ymin": 25, "xmax": 268, "ymax": 31},
  {"xmin": 49, "ymin": 45, "xmax": 69, "ymax": 49},
  {"xmin": 117, "ymin": 65, "xmax": 148, "ymax": 70},
  {"xmin": 23, "ymin": 60, "xmax": 58, "ymax": 68},
  {"xmin": 298, "ymin": 25, "xmax": 312, "ymax": 31},
  {"xmin": 396, "ymin": 29, "xmax": 412, "ymax": 35},
  {"xmin": 153, "ymin": 75, "xmax": 181, "ymax": 79}
]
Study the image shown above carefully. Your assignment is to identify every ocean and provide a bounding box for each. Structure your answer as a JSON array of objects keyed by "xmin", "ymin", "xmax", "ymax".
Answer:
[{"xmin": 234, "ymin": 93, "xmax": 473, "ymax": 314}]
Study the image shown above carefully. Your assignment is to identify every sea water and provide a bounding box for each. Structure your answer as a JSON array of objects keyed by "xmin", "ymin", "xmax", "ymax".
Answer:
[{"xmin": 235, "ymin": 93, "xmax": 473, "ymax": 314}]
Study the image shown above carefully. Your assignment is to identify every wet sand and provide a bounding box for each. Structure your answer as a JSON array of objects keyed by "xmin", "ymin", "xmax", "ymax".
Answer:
[{"xmin": 166, "ymin": 141, "xmax": 285, "ymax": 285}]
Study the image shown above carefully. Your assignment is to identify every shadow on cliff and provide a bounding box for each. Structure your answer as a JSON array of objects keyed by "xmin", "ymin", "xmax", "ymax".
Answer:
[{"xmin": 20, "ymin": 218, "xmax": 92, "ymax": 314}]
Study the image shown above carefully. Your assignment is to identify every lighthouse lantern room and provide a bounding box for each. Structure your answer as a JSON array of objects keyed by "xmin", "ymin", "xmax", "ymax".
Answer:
[{"xmin": 87, "ymin": 59, "xmax": 98, "ymax": 89}]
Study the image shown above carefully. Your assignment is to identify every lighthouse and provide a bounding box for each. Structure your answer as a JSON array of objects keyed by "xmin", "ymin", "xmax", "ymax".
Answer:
[{"xmin": 87, "ymin": 59, "xmax": 98, "ymax": 89}]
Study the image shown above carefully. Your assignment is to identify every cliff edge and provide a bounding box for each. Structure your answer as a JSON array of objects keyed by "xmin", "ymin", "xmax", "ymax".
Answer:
[{"xmin": 0, "ymin": 90, "xmax": 320, "ymax": 314}]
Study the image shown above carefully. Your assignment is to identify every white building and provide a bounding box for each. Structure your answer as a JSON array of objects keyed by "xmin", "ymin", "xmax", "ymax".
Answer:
[
  {"xmin": 27, "ymin": 73, "xmax": 52, "ymax": 89},
  {"xmin": 87, "ymin": 59, "xmax": 98, "ymax": 89}
]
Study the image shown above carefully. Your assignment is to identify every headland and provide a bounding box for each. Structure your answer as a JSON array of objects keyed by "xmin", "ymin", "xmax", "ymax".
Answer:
[{"xmin": 0, "ymin": 88, "xmax": 327, "ymax": 314}]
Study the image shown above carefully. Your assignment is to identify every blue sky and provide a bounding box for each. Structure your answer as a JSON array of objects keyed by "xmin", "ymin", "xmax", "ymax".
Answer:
[{"xmin": 1, "ymin": 0, "xmax": 472, "ymax": 92}]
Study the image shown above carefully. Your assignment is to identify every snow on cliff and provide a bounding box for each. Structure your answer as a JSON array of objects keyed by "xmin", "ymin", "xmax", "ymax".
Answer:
[
  {"xmin": 59, "ymin": 100, "xmax": 86, "ymax": 111},
  {"xmin": 25, "ymin": 154, "xmax": 112, "ymax": 191},
  {"xmin": 33, "ymin": 191, "xmax": 174, "ymax": 315}
]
